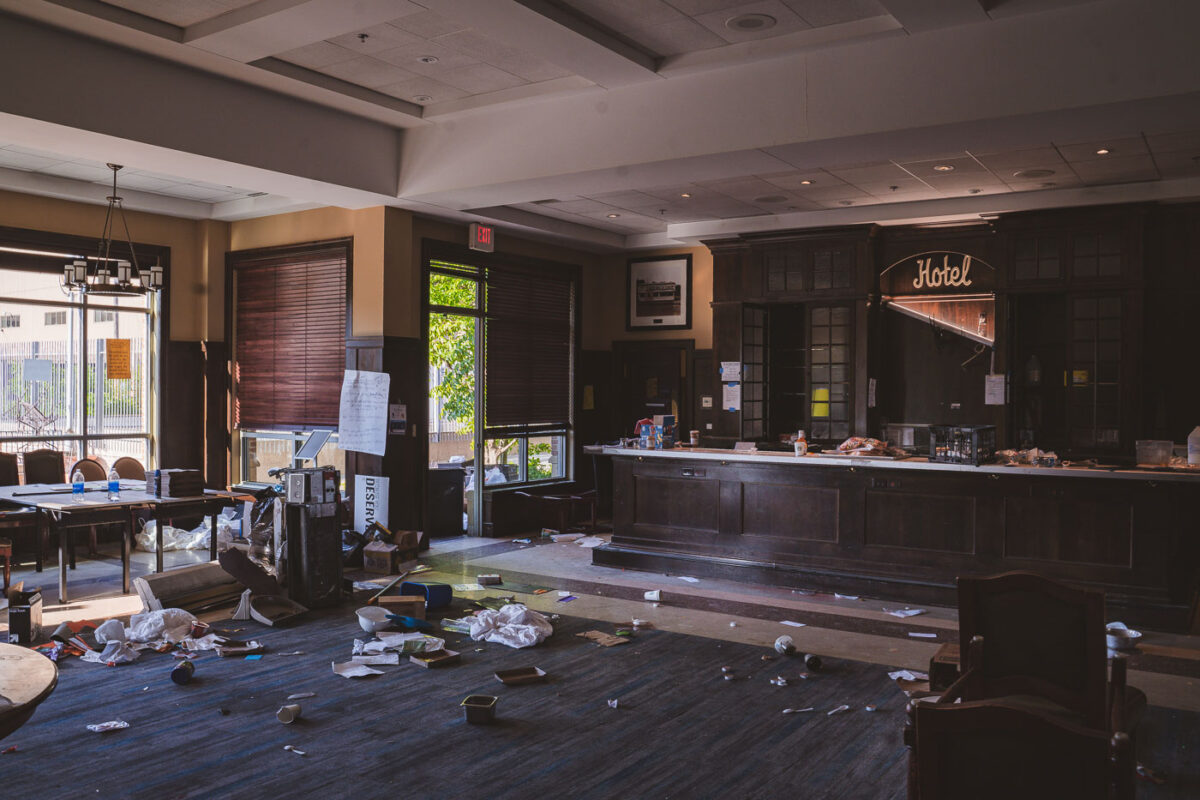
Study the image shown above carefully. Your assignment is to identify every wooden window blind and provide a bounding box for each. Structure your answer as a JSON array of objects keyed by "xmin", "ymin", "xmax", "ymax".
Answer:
[
  {"xmin": 484, "ymin": 264, "xmax": 574, "ymax": 435},
  {"xmin": 232, "ymin": 241, "xmax": 348, "ymax": 430}
]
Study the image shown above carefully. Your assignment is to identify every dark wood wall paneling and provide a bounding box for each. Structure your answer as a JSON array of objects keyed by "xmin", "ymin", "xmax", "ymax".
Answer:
[
  {"xmin": 381, "ymin": 336, "xmax": 425, "ymax": 534},
  {"xmin": 160, "ymin": 341, "xmax": 204, "ymax": 470}
]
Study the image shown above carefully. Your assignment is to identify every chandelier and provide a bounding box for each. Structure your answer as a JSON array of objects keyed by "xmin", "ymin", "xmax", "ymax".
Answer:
[{"xmin": 62, "ymin": 163, "xmax": 163, "ymax": 295}]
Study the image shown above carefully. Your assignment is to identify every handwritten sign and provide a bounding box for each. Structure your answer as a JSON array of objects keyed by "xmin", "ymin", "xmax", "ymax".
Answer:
[
  {"xmin": 106, "ymin": 339, "xmax": 131, "ymax": 380},
  {"xmin": 337, "ymin": 370, "xmax": 390, "ymax": 456}
]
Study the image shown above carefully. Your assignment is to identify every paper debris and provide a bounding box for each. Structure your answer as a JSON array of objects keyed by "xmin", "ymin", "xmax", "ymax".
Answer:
[
  {"xmin": 864, "ymin": 704, "xmax": 878, "ymax": 712},
  {"xmin": 770, "ymin": 676, "xmax": 788, "ymax": 686},
  {"xmin": 1, "ymin": 745, "xmax": 17, "ymax": 754},
  {"xmin": 352, "ymin": 653, "xmax": 401, "ymax": 666},
  {"xmin": 720, "ymin": 666, "xmax": 732, "ymax": 673},
  {"xmin": 577, "ymin": 536, "xmax": 606, "ymax": 548},
  {"xmin": 452, "ymin": 583, "xmax": 485, "ymax": 592},
  {"xmin": 577, "ymin": 630, "xmax": 630, "ymax": 647},
  {"xmin": 908, "ymin": 632, "xmax": 938, "ymax": 639},
  {"xmin": 607, "ymin": 699, "xmax": 619, "ymax": 709},
  {"xmin": 827, "ymin": 705, "xmax": 851, "ymax": 716},
  {"xmin": 723, "ymin": 674, "xmax": 736, "ymax": 681},
  {"xmin": 409, "ymin": 565, "xmax": 433, "ymax": 574},
  {"xmin": 887, "ymin": 670, "xmax": 929, "ymax": 682},
  {"xmin": 631, "ymin": 619, "xmax": 649, "ymax": 628},
  {"xmin": 557, "ymin": 591, "xmax": 572, "ymax": 596},
  {"xmin": 883, "ymin": 608, "xmax": 927, "ymax": 618},
  {"xmin": 782, "ymin": 707, "xmax": 814, "ymax": 714},
  {"xmin": 287, "ymin": 692, "xmax": 316, "ymax": 700},
  {"xmin": 276, "ymin": 651, "xmax": 305, "ymax": 657},
  {"xmin": 780, "ymin": 620, "xmax": 806, "ymax": 628},
  {"xmin": 283, "ymin": 745, "xmax": 306, "ymax": 756},
  {"xmin": 551, "ymin": 533, "xmax": 584, "ymax": 543},
  {"xmin": 677, "ymin": 576, "xmax": 700, "ymax": 583},
  {"xmin": 332, "ymin": 660, "xmax": 384, "ymax": 678},
  {"xmin": 729, "ymin": 621, "xmax": 738, "ymax": 627},
  {"xmin": 86, "ymin": 720, "xmax": 130, "ymax": 733},
  {"xmin": 512, "ymin": 538, "xmax": 532, "ymax": 544},
  {"xmin": 834, "ymin": 594, "xmax": 860, "ymax": 601},
  {"xmin": 644, "ymin": 590, "xmax": 662, "ymax": 602},
  {"xmin": 557, "ymin": 595, "xmax": 577, "ymax": 603}
]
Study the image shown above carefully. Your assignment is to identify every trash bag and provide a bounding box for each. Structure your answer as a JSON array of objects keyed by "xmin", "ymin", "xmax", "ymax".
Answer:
[
  {"xmin": 245, "ymin": 489, "xmax": 282, "ymax": 577},
  {"xmin": 135, "ymin": 518, "xmax": 212, "ymax": 552},
  {"xmin": 94, "ymin": 618, "xmax": 127, "ymax": 644},
  {"xmin": 469, "ymin": 603, "xmax": 553, "ymax": 649},
  {"xmin": 127, "ymin": 608, "xmax": 196, "ymax": 643}
]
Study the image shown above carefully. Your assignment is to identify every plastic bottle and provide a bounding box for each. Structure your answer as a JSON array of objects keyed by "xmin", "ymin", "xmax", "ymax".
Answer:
[
  {"xmin": 774, "ymin": 635, "xmax": 795, "ymax": 655},
  {"xmin": 71, "ymin": 469, "xmax": 85, "ymax": 503},
  {"xmin": 107, "ymin": 466, "xmax": 121, "ymax": 502},
  {"xmin": 794, "ymin": 430, "xmax": 808, "ymax": 457},
  {"xmin": 1189, "ymin": 426, "xmax": 1200, "ymax": 466}
]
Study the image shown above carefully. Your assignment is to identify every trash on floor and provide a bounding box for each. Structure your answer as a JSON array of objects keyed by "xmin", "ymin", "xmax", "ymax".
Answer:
[
  {"xmin": 170, "ymin": 660, "xmax": 195, "ymax": 684},
  {"xmin": 352, "ymin": 653, "xmax": 401, "ymax": 666},
  {"xmin": 86, "ymin": 720, "xmax": 130, "ymax": 733},
  {"xmin": 677, "ymin": 576, "xmax": 700, "ymax": 583},
  {"xmin": 557, "ymin": 595, "xmax": 577, "ymax": 603},
  {"xmin": 1136, "ymin": 764, "xmax": 1166, "ymax": 785},
  {"xmin": 864, "ymin": 704, "xmax": 878, "ymax": 712},
  {"xmin": 774, "ymin": 636, "xmax": 796, "ymax": 655},
  {"xmin": 283, "ymin": 745, "xmax": 306, "ymax": 756},
  {"xmin": 780, "ymin": 620, "xmax": 806, "ymax": 628},
  {"xmin": 643, "ymin": 590, "xmax": 662, "ymax": 602},
  {"xmin": 287, "ymin": 692, "xmax": 316, "ymax": 700},
  {"xmin": 576, "ymin": 536, "xmax": 606, "ymax": 548},
  {"xmin": 907, "ymin": 632, "xmax": 938, "ymax": 639},
  {"xmin": 470, "ymin": 604, "xmax": 553, "ymax": 649},
  {"xmin": 550, "ymin": 533, "xmax": 584, "ymax": 543},
  {"xmin": 214, "ymin": 640, "xmax": 265, "ymax": 657},
  {"xmin": 887, "ymin": 669, "xmax": 929, "ymax": 682},
  {"xmin": 276, "ymin": 704, "xmax": 302, "ymax": 724},
  {"xmin": 452, "ymin": 583, "xmax": 485, "ymax": 592},
  {"xmin": 834, "ymin": 594, "xmax": 860, "ymax": 601},
  {"xmin": 803, "ymin": 654, "xmax": 823, "ymax": 671},
  {"xmin": 410, "ymin": 649, "xmax": 461, "ymax": 668},
  {"xmin": 249, "ymin": 595, "xmax": 308, "ymax": 627},
  {"xmin": 462, "ymin": 694, "xmax": 498, "ymax": 724},
  {"xmin": 882, "ymin": 607, "xmax": 927, "ymax": 618},
  {"xmin": 332, "ymin": 661, "xmax": 384, "ymax": 678},
  {"xmin": 477, "ymin": 574, "xmax": 502, "ymax": 585},
  {"xmin": 81, "ymin": 640, "xmax": 141, "ymax": 666},
  {"xmin": 782, "ymin": 707, "xmax": 814, "ymax": 714},
  {"xmin": 494, "ymin": 667, "xmax": 547, "ymax": 686},
  {"xmin": 826, "ymin": 705, "xmax": 851, "ymax": 716},
  {"xmin": 577, "ymin": 630, "xmax": 630, "ymax": 648},
  {"xmin": 607, "ymin": 699, "xmax": 619, "ymax": 709}
]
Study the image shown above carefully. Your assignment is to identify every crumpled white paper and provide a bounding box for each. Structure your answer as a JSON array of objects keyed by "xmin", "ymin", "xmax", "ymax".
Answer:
[
  {"xmin": 352, "ymin": 633, "xmax": 445, "ymax": 656},
  {"xmin": 82, "ymin": 640, "xmax": 141, "ymax": 665},
  {"xmin": 94, "ymin": 618, "xmax": 127, "ymax": 644},
  {"xmin": 127, "ymin": 608, "xmax": 197, "ymax": 643},
  {"xmin": 469, "ymin": 603, "xmax": 553, "ymax": 649},
  {"xmin": 332, "ymin": 661, "xmax": 383, "ymax": 678}
]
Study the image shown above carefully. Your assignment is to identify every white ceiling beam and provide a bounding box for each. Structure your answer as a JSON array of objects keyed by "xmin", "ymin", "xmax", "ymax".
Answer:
[
  {"xmin": 417, "ymin": 0, "xmax": 659, "ymax": 88},
  {"xmin": 183, "ymin": 0, "xmax": 421, "ymax": 63},
  {"xmin": 874, "ymin": 0, "xmax": 989, "ymax": 33}
]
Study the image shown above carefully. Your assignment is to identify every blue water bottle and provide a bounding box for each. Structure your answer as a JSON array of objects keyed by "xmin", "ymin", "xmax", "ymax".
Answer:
[
  {"xmin": 71, "ymin": 469, "xmax": 85, "ymax": 503},
  {"xmin": 108, "ymin": 466, "xmax": 121, "ymax": 502}
]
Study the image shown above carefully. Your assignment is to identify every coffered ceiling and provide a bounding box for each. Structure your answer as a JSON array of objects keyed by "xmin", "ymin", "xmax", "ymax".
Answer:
[{"xmin": 0, "ymin": 0, "xmax": 1197, "ymax": 247}]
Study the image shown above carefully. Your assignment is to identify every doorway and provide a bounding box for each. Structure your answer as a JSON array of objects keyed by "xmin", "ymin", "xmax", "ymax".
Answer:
[{"xmin": 612, "ymin": 340, "xmax": 693, "ymax": 437}]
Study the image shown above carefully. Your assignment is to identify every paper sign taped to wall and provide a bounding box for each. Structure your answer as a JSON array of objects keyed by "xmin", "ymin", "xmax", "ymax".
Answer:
[
  {"xmin": 722, "ymin": 382, "xmax": 741, "ymax": 412},
  {"xmin": 23, "ymin": 358, "xmax": 52, "ymax": 383},
  {"xmin": 106, "ymin": 339, "xmax": 131, "ymax": 380},
  {"xmin": 338, "ymin": 370, "xmax": 390, "ymax": 456}
]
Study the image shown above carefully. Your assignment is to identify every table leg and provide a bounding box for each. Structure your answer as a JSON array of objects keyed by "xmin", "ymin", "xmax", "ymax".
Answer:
[
  {"xmin": 155, "ymin": 513, "xmax": 164, "ymax": 574},
  {"xmin": 35, "ymin": 514, "xmax": 44, "ymax": 573},
  {"xmin": 123, "ymin": 509, "xmax": 132, "ymax": 595},
  {"xmin": 67, "ymin": 528, "xmax": 76, "ymax": 570},
  {"xmin": 210, "ymin": 507, "xmax": 218, "ymax": 562},
  {"xmin": 56, "ymin": 520, "xmax": 67, "ymax": 605}
]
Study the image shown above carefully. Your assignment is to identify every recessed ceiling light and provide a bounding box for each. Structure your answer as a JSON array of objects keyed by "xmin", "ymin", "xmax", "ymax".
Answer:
[
  {"xmin": 413, "ymin": 95, "xmax": 433, "ymax": 103},
  {"xmin": 967, "ymin": 188, "xmax": 981, "ymax": 195},
  {"xmin": 606, "ymin": 213, "xmax": 620, "ymax": 218},
  {"xmin": 679, "ymin": 192, "xmax": 691, "ymax": 198},
  {"xmin": 932, "ymin": 164, "xmax": 955, "ymax": 172},
  {"xmin": 1095, "ymin": 148, "xmax": 1111, "ymax": 155},
  {"xmin": 1013, "ymin": 168, "xmax": 1055, "ymax": 179},
  {"xmin": 799, "ymin": 179, "xmax": 814, "ymax": 185},
  {"xmin": 753, "ymin": 194, "xmax": 788, "ymax": 204},
  {"xmin": 726, "ymin": 13, "xmax": 776, "ymax": 31},
  {"xmin": 418, "ymin": 56, "xmax": 439, "ymax": 64}
]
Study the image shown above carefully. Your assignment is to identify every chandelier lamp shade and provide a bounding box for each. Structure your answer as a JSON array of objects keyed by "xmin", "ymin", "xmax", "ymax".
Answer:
[{"xmin": 62, "ymin": 163, "xmax": 164, "ymax": 295}]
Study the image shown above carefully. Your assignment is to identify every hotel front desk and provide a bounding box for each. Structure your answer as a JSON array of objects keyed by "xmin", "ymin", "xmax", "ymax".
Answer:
[{"xmin": 593, "ymin": 446, "xmax": 1200, "ymax": 630}]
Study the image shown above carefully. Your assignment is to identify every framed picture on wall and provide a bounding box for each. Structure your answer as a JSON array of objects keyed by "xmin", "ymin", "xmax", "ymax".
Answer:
[{"xmin": 626, "ymin": 254, "xmax": 692, "ymax": 331}]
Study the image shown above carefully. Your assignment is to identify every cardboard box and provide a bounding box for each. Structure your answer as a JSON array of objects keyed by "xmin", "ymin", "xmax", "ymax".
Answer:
[
  {"xmin": 376, "ymin": 594, "xmax": 426, "ymax": 619},
  {"xmin": 393, "ymin": 529, "xmax": 420, "ymax": 550},
  {"xmin": 7, "ymin": 590, "xmax": 43, "ymax": 645},
  {"xmin": 362, "ymin": 541, "xmax": 399, "ymax": 574}
]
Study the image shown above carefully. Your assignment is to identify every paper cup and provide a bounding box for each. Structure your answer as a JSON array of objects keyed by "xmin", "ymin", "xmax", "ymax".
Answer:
[{"xmin": 276, "ymin": 704, "xmax": 302, "ymax": 724}]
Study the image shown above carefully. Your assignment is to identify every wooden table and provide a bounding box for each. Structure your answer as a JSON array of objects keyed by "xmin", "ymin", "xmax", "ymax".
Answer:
[
  {"xmin": 0, "ymin": 643, "xmax": 57, "ymax": 742},
  {"xmin": 0, "ymin": 482, "xmax": 251, "ymax": 603}
]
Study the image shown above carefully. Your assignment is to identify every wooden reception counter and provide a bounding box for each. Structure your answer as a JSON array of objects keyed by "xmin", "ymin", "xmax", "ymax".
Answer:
[{"xmin": 592, "ymin": 447, "xmax": 1200, "ymax": 630}]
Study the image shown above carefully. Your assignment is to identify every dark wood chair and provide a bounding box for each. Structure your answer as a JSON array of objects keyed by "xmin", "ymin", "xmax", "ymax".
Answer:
[
  {"xmin": 22, "ymin": 449, "xmax": 65, "ymax": 485},
  {"xmin": 68, "ymin": 459, "xmax": 106, "ymax": 558},
  {"xmin": 514, "ymin": 488, "xmax": 598, "ymax": 534},
  {"xmin": 111, "ymin": 456, "xmax": 146, "ymax": 480},
  {"xmin": 0, "ymin": 453, "xmax": 41, "ymax": 570},
  {"xmin": 956, "ymin": 571, "xmax": 1145, "ymax": 736},
  {"xmin": 904, "ymin": 695, "xmax": 1134, "ymax": 799}
]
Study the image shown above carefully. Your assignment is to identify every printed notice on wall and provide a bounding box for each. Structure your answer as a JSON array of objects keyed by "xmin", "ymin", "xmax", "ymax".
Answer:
[
  {"xmin": 984, "ymin": 374, "xmax": 1007, "ymax": 405},
  {"xmin": 106, "ymin": 339, "xmax": 131, "ymax": 380},
  {"xmin": 354, "ymin": 475, "xmax": 389, "ymax": 533},
  {"xmin": 719, "ymin": 361, "xmax": 742, "ymax": 381},
  {"xmin": 23, "ymin": 358, "xmax": 52, "ymax": 383},
  {"xmin": 338, "ymin": 369, "xmax": 391, "ymax": 456},
  {"xmin": 722, "ymin": 382, "xmax": 741, "ymax": 412}
]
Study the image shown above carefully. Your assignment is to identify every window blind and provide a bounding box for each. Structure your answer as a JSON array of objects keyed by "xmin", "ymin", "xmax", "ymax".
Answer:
[
  {"xmin": 484, "ymin": 264, "xmax": 574, "ymax": 435},
  {"xmin": 233, "ymin": 242, "xmax": 347, "ymax": 429}
]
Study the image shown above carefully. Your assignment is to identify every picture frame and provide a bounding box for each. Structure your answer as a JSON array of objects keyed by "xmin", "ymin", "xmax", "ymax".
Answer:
[{"xmin": 626, "ymin": 254, "xmax": 692, "ymax": 331}]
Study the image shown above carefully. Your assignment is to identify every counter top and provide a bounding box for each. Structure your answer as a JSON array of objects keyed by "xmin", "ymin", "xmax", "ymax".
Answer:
[{"xmin": 598, "ymin": 445, "xmax": 1200, "ymax": 483}]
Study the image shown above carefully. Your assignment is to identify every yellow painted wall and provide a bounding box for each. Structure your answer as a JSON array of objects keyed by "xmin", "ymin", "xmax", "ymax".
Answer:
[{"xmin": 0, "ymin": 188, "xmax": 223, "ymax": 340}]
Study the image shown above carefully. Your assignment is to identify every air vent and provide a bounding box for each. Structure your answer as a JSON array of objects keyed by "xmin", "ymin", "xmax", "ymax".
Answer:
[
  {"xmin": 726, "ymin": 13, "xmax": 776, "ymax": 31},
  {"xmin": 754, "ymin": 194, "xmax": 788, "ymax": 203},
  {"xmin": 1013, "ymin": 168, "xmax": 1055, "ymax": 179},
  {"xmin": 247, "ymin": 192, "xmax": 268, "ymax": 197}
]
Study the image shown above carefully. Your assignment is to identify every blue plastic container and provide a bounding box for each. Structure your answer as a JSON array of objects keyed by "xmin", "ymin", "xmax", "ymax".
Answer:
[{"xmin": 400, "ymin": 581, "xmax": 453, "ymax": 610}]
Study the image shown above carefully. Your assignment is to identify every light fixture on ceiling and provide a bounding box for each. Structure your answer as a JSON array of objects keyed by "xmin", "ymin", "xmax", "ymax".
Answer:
[
  {"xmin": 606, "ymin": 213, "xmax": 620, "ymax": 218},
  {"xmin": 418, "ymin": 56, "xmax": 439, "ymax": 64},
  {"xmin": 1095, "ymin": 148, "xmax": 1111, "ymax": 155},
  {"xmin": 839, "ymin": 200, "xmax": 854, "ymax": 206},
  {"xmin": 932, "ymin": 164, "xmax": 955, "ymax": 172},
  {"xmin": 967, "ymin": 188, "xmax": 982, "ymax": 194},
  {"xmin": 63, "ymin": 164, "xmax": 162, "ymax": 296},
  {"xmin": 679, "ymin": 192, "xmax": 691, "ymax": 198},
  {"xmin": 1013, "ymin": 168, "xmax": 1055, "ymax": 179},
  {"xmin": 413, "ymin": 95, "xmax": 433, "ymax": 103},
  {"xmin": 726, "ymin": 13, "xmax": 776, "ymax": 31},
  {"xmin": 799, "ymin": 179, "xmax": 814, "ymax": 185}
]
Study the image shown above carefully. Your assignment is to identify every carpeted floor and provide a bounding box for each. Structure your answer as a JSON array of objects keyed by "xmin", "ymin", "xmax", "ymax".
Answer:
[{"xmin": 3, "ymin": 602, "xmax": 1196, "ymax": 799}]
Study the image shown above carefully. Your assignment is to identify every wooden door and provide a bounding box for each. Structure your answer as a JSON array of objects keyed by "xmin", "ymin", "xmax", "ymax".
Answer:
[{"xmin": 613, "ymin": 340, "xmax": 693, "ymax": 437}]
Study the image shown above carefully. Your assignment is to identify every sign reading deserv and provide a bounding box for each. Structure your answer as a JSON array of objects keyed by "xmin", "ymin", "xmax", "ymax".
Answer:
[{"xmin": 881, "ymin": 251, "xmax": 995, "ymax": 296}]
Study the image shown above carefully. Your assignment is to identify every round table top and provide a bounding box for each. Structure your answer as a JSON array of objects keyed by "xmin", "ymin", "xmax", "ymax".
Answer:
[{"xmin": 0, "ymin": 643, "xmax": 58, "ymax": 740}]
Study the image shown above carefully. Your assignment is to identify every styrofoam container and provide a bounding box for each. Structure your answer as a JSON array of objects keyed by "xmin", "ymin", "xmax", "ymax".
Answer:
[
  {"xmin": 356, "ymin": 606, "xmax": 391, "ymax": 633},
  {"xmin": 1106, "ymin": 622, "xmax": 1142, "ymax": 651}
]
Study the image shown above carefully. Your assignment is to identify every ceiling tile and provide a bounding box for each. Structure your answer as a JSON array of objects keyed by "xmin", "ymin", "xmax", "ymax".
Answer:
[
  {"xmin": 1151, "ymin": 150, "xmax": 1200, "ymax": 177},
  {"xmin": 0, "ymin": 151, "xmax": 67, "ymax": 171},
  {"xmin": 116, "ymin": 174, "xmax": 178, "ymax": 191},
  {"xmin": 1002, "ymin": 175, "xmax": 1082, "ymax": 191},
  {"xmin": 620, "ymin": 18, "xmax": 727, "ymax": 55},
  {"xmin": 854, "ymin": 178, "xmax": 935, "ymax": 196},
  {"xmin": 375, "ymin": 41, "xmax": 478, "ymax": 73},
  {"xmin": 277, "ymin": 41, "xmax": 360, "ymax": 70},
  {"xmin": 970, "ymin": 147, "xmax": 1067, "ymax": 174},
  {"xmin": 697, "ymin": 175, "xmax": 790, "ymax": 200},
  {"xmin": 663, "ymin": 0, "xmax": 749, "ymax": 15},
  {"xmin": 437, "ymin": 63, "xmax": 526, "ymax": 94},
  {"xmin": 1069, "ymin": 155, "xmax": 1159, "ymax": 184},
  {"xmin": 758, "ymin": 170, "xmax": 836, "ymax": 190},
  {"xmin": 558, "ymin": 0, "xmax": 689, "ymax": 32},
  {"xmin": 586, "ymin": 190, "xmax": 665, "ymax": 209},
  {"xmin": 1055, "ymin": 136, "xmax": 1147, "ymax": 163},
  {"xmin": 1145, "ymin": 130, "xmax": 1200, "ymax": 155},
  {"xmin": 318, "ymin": 57, "xmax": 420, "ymax": 89},
  {"xmin": 487, "ymin": 52, "xmax": 573, "ymax": 83},
  {"xmin": 328, "ymin": 23, "xmax": 422, "ymax": 55},
  {"xmin": 98, "ymin": 0, "xmax": 260, "ymax": 28},
  {"xmin": 781, "ymin": 0, "xmax": 889, "ymax": 27},
  {"xmin": 827, "ymin": 162, "xmax": 914, "ymax": 185},
  {"xmin": 897, "ymin": 155, "xmax": 991, "ymax": 180},
  {"xmin": 388, "ymin": 10, "xmax": 468, "ymax": 39},
  {"xmin": 693, "ymin": 0, "xmax": 811, "ymax": 44},
  {"xmin": 542, "ymin": 198, "xmax": 612, "ymax": 214},
  {"xmin": 376, "ymin": 76, "xmax": 468, "ymax": 104},
  {"xmin": 779, "ymin": 184, "xmax": 868, "ymax": 201}
]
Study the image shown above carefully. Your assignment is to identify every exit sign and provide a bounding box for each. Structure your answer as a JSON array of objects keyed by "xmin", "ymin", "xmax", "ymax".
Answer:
[{"xmin": 469, "ymin": 222, "xmax": 494, "ymax": 253}]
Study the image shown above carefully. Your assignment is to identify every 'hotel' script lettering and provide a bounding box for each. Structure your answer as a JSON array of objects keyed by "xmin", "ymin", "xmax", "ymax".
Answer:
[{"xmin": 912, "ymin": 254, "xmax": 973, "ymax": 290}]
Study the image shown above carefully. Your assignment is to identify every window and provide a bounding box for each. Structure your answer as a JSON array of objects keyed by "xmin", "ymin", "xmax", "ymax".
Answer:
[
  {"xmin": 45, "ymin": 311, "xmax": 65, "ymax": 326},
  {"xmin": 231, "ymin": 240, "xmax": 348, "ymax": 432},
  {"xmin": 93, "ymin": 310, "xmax": 115, "ymax": 322},
  {"xmin": 240, "ymin": 429, "xmax": 345, "ymax": 487},
  {"xmin": 0, "ymin": 313, "xmax": 19, "ymax": 329},
  {"xmin": 808, "ymin": 305, "xmax": 852, "ymax": 441}
]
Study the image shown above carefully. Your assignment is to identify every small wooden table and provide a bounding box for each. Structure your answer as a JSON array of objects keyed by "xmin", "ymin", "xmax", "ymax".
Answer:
[{"xmin": 0, "ymin": 643, "xmax": 57, "ymax": 742}]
